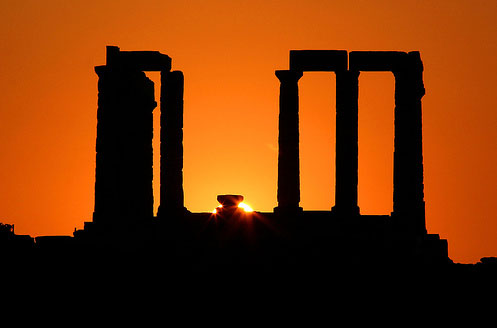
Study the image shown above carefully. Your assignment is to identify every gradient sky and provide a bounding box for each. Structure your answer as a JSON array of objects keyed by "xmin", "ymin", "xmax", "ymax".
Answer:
[{"xmin": 0, "ymin": 0, "xmax": 496, "ymax": 264}]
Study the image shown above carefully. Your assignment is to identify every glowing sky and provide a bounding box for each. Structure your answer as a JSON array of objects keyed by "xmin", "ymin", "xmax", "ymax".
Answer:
[{"xmin": 0, "ymin": 0, "xmax": 496, "ymax": 263}]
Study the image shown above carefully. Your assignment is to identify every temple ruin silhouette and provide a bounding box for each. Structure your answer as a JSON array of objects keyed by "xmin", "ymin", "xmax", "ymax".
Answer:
[
  {"xmin": 5, "ymin": 46, "xmax": 497, "ymax": 279},
  {"xmin": 81, "ymin": 46, "xmax": 446, "ymax": 270}
]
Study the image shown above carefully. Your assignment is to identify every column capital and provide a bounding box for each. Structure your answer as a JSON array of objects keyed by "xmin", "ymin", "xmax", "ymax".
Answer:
[{"xmin": 275, "ymin": 70, "xmax": 303, "ymax": 83}]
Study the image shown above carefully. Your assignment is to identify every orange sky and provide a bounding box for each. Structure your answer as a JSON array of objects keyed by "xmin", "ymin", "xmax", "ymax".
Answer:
[{"xmin": 1, "ymin": 0, "xmax": 496, "ymax": 264}]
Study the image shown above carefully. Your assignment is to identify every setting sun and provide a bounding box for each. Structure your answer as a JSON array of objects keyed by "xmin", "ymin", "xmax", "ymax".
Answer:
[
  {"xmin": 212, "ymin": 204, "xmax": 223, "ymax": 214},
  {"xmin": 238, "ymin": 203, "xmax": 254, "ymax": 212}
]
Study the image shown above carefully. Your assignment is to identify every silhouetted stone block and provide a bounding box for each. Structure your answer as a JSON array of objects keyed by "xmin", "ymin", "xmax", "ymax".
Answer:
[
  {"xmin": 290, "ymin": 50, "xmax": 347, "ymax": 71},
  {"xmin": 106, "ymin": 45, "xmax": 171, "ymax": 72},
  {"xmin": 349, "ymin": 51, "xmax": 407, "ymax": 71}
]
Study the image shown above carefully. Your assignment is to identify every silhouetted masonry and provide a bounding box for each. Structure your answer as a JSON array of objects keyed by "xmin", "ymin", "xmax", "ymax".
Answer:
[
  {"xmin": 277, "ymin": 50, "xmax": 426, "ymax": 235},
  {"xmin": 349, "ymin": 51, "xmax": 426, "ymax": 235},
  {"xmin": 93, "ymin": 46, "xmax": 186, "ymax": 225},
  {"xmin": 5, "ymin": 46, "xmax": 458, "ymax": 277},
  {"xmin": 277, "ymin": 50, "xmax": 359, "ymax": 216},
  {"xmin": 159, "ymin": 70, "xmax": 186, "ymax": 217}
]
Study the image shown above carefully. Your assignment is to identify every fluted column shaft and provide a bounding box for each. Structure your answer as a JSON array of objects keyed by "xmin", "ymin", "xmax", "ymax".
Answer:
[
  {"xmin": 93, "ymin": 67, "xmax": 155, "ymax": 224},
  {"xmin": 275, "ymin": 70, "xmax": 303, "ymax": 212},
  {"xmin": 157, "ymin": 70, "xmax": 186, "ymax": 217},
  {"xmin": 393, "ymin": 52, "xmax": 426, "ymax": 235},
  {"xmin": 333, "ymin": 70, "xmax": 360, "ymax": 216}
]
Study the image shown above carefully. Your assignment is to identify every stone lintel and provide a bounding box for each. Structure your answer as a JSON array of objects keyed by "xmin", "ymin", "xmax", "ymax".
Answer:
[
  {"xmin": 289, "ymin": 50, "xmax": 348, "ymax": 72},
  {"xmin": 349, "ymin": 51, "xmax": 412, "ymax": 71},
  {"xmin": 106, "ymin": 45, "xmax": 172, "ymax": 72}
]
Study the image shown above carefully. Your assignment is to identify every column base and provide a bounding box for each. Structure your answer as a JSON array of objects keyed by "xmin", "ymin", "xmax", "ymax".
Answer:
[{"xmin": 273, "ymin": 206, "xmax": 303, "ymax": 215}]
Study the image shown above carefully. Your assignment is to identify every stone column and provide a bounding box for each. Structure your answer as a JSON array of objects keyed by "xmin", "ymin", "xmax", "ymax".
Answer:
[
  {"xmin": 332, "ymin": 70, "xmax": 360, "ymax": 216},
  {"xmin": 93, "ymin": 67, "xmax": 156, "ymax": 225},
  {"xmin": 157, "ymin": 70, "xmax": 187, "ymax": 217},
  {"xmin": 392, "ymin": 52, "xmax": 426, "ymax": 235},
  {"xmin": 93, "ymin": 66, "xmax": 113, "ymax": 224},
  {"xmin": 275, "ymin": 70, "xmax": 303, "ymax": 212}
]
